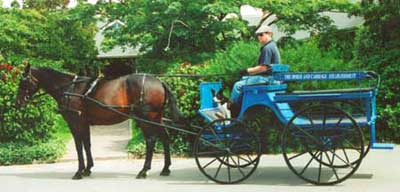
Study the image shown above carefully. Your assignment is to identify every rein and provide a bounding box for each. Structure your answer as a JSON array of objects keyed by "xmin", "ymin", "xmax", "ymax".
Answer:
[{"xmin": 30, "ymin": 76, "xmax": 92, "ymax": 100}]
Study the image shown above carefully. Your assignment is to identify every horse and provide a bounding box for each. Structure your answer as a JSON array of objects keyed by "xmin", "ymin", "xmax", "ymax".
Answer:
[{"xmin": 15, "ymin": 63, "xmax": 185, "ymax": 180}]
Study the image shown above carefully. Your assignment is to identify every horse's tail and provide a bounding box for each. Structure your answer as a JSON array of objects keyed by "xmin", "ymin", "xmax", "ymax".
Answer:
[{"xmin": 161, "ymin": 82, "xmax": 187, "ymax": 123}]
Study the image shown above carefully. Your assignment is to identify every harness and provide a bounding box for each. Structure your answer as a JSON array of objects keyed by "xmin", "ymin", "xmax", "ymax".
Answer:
[{"xmin": 30, "ymin": 73, "xmax": 156, "ymax": 118}]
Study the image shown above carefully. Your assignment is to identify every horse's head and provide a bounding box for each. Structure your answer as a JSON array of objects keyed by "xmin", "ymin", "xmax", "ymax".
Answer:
[{"xmin": 16, "ymin": 63, "xmax": 40, "ymax": 107}]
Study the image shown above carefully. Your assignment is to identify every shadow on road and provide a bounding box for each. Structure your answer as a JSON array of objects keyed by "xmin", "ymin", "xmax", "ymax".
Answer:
[
  {"xmin": 150, "ymin": 166, "xmax": 373, "ymax": 186},
  {"xmin": 0, "ymin": 166, "xmax": 373, "ymax": 186}
]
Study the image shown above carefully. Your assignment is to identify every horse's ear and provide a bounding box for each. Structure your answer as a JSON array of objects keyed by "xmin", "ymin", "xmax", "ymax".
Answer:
[
  {"xmin": 217, "ymin": 89, "xmax": 224, "ymax": 95},
  {"xmin": 211, "ymin": 89, "xmax": 216, "ymax": 95},
  {"xmin": 23, "ymin": 61, "xmax": 31, "ymax": 76}
]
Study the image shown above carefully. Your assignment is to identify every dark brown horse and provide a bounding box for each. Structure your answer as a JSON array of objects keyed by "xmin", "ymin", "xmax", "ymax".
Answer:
[{"xmin": 16, "ymin": 64, "xmax": 185, "ymax": 180}]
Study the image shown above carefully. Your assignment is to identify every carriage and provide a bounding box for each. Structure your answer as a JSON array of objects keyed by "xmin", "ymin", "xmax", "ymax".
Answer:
[
  {"xmin": 16, "ymin": 63, "xmax": 394, "ymax": 185},
  {"xmin": 194, "ymin": 64, "xmax": 394, "ymax": 185}
]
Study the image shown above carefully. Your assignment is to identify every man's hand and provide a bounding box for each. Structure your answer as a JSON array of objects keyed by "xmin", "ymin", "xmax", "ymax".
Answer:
[{"xmin": 239, "ymin": 68, "xmax": 248, "ymax": 76}]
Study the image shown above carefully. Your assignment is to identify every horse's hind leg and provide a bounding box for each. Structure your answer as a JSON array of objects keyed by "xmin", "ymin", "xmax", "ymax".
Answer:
[
  {"xmin": 136, "ymin": 126, "xmax": 156, "ymax": 179},
  {"xmin": 82, "ymin": 124, "xmax": 93, "ymax": 177},
  {"xmin": 159, "ymin": 128, "xmax": 171, "ymax": 176}
]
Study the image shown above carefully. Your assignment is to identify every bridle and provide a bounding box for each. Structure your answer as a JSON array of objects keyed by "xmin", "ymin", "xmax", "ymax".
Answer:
[{"xmin": 20, "ymin": 72, "xmax": 91, "ymax": 102}]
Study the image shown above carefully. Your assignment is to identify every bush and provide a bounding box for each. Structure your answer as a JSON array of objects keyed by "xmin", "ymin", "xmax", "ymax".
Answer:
[
  {"xmin": 0, "ymin": 138, "xmax": 65, "ymax": 165},
  {"xmin": 127, "ymin": 120, "xmax": 189, "ymax": 157},
  {"xmin": 0, "ymin": 64, "xmax": 57, "ymax": 145},
  {"xmin": 0, "ymin": 64, "xmax": 70, "ymax": 165}
]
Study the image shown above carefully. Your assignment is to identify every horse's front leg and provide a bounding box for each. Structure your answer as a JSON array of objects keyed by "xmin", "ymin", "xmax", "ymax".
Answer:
[
  {"xmin": 72, "ymin": 133, "xmax": 85, "ymax": 180},
  {"xmin": 82, "ymin": 124, "xmax": 93, "ymax": 177}
]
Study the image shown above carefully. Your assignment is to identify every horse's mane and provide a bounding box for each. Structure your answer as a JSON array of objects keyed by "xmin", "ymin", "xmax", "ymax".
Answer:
[{"xmin": 34, "ymin": 67, "xmax": 76, "ymax": 90}]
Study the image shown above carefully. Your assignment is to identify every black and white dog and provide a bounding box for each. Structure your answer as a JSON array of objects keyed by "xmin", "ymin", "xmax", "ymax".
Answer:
[{"xmin": 211, "ymin": 89, "xmax": 231, "ymax": 119}]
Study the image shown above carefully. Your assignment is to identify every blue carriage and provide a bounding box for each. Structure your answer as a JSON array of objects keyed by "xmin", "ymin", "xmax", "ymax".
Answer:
[{"xmin": 194, "ymin": 64, "xmax": 394, "ymax": 185}]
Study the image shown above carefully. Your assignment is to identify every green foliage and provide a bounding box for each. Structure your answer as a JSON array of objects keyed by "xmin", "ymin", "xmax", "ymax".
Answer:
[
  {"xmin": 281, "ymin": 39, "xmax": 364, "ymax": 91},
  {"xmin": 0, "ymin": 114, "xmax": 69, "ymax": 166},
  {"xmin": 127, "ymin": 120, "xmax": 189, "ymax": 157},
  {"xmin": 23, "ymin": 0, "xmax": 70, "ymax": 10},
  {"xmin": 0, "ymin": 66, "xmax": 58, "ymax": 145},
  {"xmin": 354, "ymin": 0, "xmax": 400, "ymax": 142},
  {"xmin": 245, "ymin": 0, "xmax": 358, "ymax": 34},
  {"xmin": 0, "ymin": 6, "xmax": 99, "ymax": 74},
  {"xmin": 100, "ymin": 0, "xmax": 250, "ymax": 64},
  {"xmin": 10, "ymin": 0, "xmax": 20, "ymax": 8},
  {"xmin": 0, "ymin": 63, "xmax": 70, "ymax": 165},
  {"xmin": 0, "ymin": 138, "xmax": 66, "ymax": 165}
]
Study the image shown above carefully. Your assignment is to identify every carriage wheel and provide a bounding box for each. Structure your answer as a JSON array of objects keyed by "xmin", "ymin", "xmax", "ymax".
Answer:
[
  {"xmin": 194, "ymin": 118, "xmax": 261, "ymax": 184},
  {"xmin": 335, "ymin": 101, "xmax": 372, "ymax": 162},
  {"xmin": 310, "ymin": 102, "xmax": 371, "ymax": 168},
  {"xmin": 282, "ymin": 105, "xmax": 364, "ymax": 185}
]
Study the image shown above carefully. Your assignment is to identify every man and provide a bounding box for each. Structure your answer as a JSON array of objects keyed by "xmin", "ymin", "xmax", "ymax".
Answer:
[{"xmin": 229, "ymin": 25, "xmax": 281, "ymax": 116}]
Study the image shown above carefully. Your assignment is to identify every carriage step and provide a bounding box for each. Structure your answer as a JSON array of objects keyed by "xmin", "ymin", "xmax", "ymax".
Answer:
[{"xmin": 371, "ymin": 143, "xmax": 395, "ymax": 150}]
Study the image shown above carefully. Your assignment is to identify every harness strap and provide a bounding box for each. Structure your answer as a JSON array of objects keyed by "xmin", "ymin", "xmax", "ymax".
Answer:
[
  {"xmin": 84, "ymin": 77, "xmax": 100, "ymax": 96},
  {"xmin": 140, "ymin": 74, "xmax": 146, "ymax": 105}
]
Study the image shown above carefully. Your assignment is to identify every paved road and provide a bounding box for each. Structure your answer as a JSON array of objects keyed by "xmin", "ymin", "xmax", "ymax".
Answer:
[
  {"xmin": 0, "ymin": 146, "xmax": 399, "ymax": 192},
  {"xmin": 61, "ymin": 120, "xmax": 132, "ymax": 161}
]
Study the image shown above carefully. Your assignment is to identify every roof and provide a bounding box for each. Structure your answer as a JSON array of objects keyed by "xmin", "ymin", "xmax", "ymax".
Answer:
[{"xmin": 95, "ymin": 20, "xmax": 141, "ymax": 59}]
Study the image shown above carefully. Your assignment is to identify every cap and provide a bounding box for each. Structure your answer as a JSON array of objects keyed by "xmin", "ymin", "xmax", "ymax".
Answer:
[{"xmin": 255, "ymin": 25, "xmax": 273, "ymax": 34}]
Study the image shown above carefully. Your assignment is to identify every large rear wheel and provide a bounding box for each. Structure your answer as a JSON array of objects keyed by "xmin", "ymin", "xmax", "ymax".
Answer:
[{"xmin": 282, "ymin": 105, "xmax": 364, "ymax": 185}]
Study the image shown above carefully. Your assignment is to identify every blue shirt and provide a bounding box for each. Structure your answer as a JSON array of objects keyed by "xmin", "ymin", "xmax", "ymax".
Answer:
[{"xmin": 257, "ymin": 40, "xmax": 280, "ymax": 65}]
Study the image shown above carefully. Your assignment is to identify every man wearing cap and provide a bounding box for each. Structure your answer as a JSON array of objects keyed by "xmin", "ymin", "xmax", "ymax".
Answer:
[{"xmin": 229, "ymin": 25, "xmax": 281, "ymax": 116}]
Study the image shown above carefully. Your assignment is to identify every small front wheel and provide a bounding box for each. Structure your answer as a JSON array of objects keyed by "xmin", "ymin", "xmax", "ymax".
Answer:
[{"xmin": 193, "ymin": 118, "xmax": 261, "ymax": 184}]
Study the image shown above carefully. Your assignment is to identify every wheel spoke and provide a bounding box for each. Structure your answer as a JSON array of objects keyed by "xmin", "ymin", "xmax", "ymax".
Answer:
[
  {"xmin": 230, "ymin": 156, "xmax": 246, "ymax": 177},
  {"xmin": 318, "ymin": 152, "xmax": 323, "ymax": 183},
  {"xmin": 202, "ymin": 158, "xmax": 218, "ymax": 169},
  {"xmin": 288, "ymin": 151, "xmax": 308, "ymax": 161},
  {"xmin": 305, "ymin": 113, "xmax": 315, "ymax": 127},
  {"xmin": 322, "ymin": 109, "xmax": 327, "ymax": 131},
  {"xmin": 343, "ymin": 139, "xmax": 362, "ymax": 153},
  {"xmin": 299, "ymin": 151, "xmax": 320, "ymax": 175},
  {"xmin": 335, "ymin": 116, "xmax": 344, "ymax": 128},
  {"xmin": 235, "ymin": 155, "xmax": 252, "ymax": 164},
  {"xmin": 227, "ymin": 155, "xmax": 231, "ymax": 182},
  {"xmin": 292, "ymin": 125, "xmax": 322, "ymax": 146},
  {"xmin": 214, "ymin": 154, "xmax": 226, "ymax": 179},
  {"xmin": 197, "ymin": 150, "xmax": 226, "ymax": 156},
  {"xmin": 198, "ymin": 138, "xmax": 226, "ymax": 151},
  {"xmin": 330, "ymin": 150, "xmax": 354, "ymax": 168},
  {"xmin": 324, "ymin": 151, "xmax": 339, "ymax": 180}
]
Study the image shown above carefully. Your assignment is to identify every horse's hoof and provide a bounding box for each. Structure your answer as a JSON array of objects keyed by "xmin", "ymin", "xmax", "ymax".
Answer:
[
  {"xmin": 160, "ymin": 169, "xmax": 170, "ymax": 176},
  {"xmin": 82, "ymin": 169, "xmax": 92, "ymax": 177},
  {"xmin": 72, "ymin": 173, "xmax": 83, "ymax": 180},
  {"xmin": 136, "ymin": 171, "xmax": 147, "ymax": 179}
]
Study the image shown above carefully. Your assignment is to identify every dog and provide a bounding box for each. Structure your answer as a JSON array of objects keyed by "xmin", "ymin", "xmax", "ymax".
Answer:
[{"xmin": 211, "ymin": 89, "xmax": 231, "ymax": 119}]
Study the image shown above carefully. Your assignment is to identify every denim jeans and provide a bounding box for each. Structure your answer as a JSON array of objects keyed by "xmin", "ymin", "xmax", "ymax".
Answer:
[{"xmin": 230, "ymin": 75, "xmax": 269, "ymax": 104}]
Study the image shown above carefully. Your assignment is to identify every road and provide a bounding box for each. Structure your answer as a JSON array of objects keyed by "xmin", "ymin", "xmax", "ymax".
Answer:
[{"xmin": 0, "ymin": 146, "xmax": 398, "ymax": 192}]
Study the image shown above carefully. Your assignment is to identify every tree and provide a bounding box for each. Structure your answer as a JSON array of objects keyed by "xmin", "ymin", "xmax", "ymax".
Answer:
[
  {"xmin": 244, "ymin": 0, "xmax": 357, "ymax": 35},
  {"xmin": 23, "ymin": 0, "xmax": 70, "ymax": 10},
  {"xmin": 11, "ymin": 0, "xmax": 20, "ymax": 8},
  {"xmin": 99, "ymin": 0, "xmax": 250, "ymax": 63},
  {"xmin": 354, "ymin": 0, "xmax": 400, "ymax": 141},
  {"xmin": 0, "ymin": 5, "xmax": 98, "ymax": 74}
]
